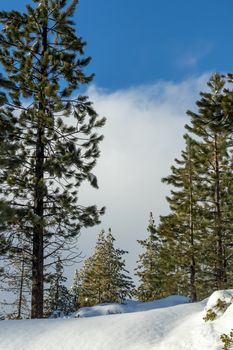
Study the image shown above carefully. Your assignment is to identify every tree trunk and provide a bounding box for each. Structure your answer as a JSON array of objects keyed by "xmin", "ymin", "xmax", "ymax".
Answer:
[
  {"xmin": 31, "ymin": 126, "xmax": 45, "ymax": 318},
  {"xmin": 188, "ymin": 142, "xmax": 197, "ymax": 302},
  {"xmin": 214, "ymin": 133, "xmax": 224, "ymax": 289},
  {"xmin": 31, "ymin": 3, "xmax": 48, "ymax": 318},
  {"xmin": 190, "ymin": 257, "xmax": 197, "ymax": 302},
  {"xmin": 17, "ymin": 256, "xmax": 25, "ymax": 319}
]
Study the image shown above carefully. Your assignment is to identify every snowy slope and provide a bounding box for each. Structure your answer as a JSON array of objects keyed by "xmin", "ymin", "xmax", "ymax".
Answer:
[
  {"xmin": 74, "ymin": 295, "xmax": 189, "ymax": 317},
  {"xmin": 0, "ymin": 291, "xmax": 232, "ymax": 350}
]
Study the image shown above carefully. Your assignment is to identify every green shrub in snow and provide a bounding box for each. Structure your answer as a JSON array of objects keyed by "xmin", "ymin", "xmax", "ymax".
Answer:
[
  {"xmin": 203, "ymin": 308, "xmax": 217, "ymax": 322},
  {"xmin": 203, "ymin": 298, "xmax": 228, "ymax": 322},
  {"xmin": 220, "ymin": 330, "xmax": 233, "ymax": 350}
]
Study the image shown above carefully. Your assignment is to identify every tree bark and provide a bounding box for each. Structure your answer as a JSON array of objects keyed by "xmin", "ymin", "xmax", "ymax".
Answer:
[
  {"xmin": 31, "ymin": 127, "xmax": 45, "ymax": 318},
  {"xmin": 214, "ymin": 133, "xmax": 224, "ymax": 289},
  {"xmin": 31, "ymin": 2, "xmax": 48, "ymax": 318},
  {"xmin": 188, "ymin": 142, "xmax": 197, "ymax": 302},
  {"xmin": 17, "ymin": 256, "xmax": 25, "ymax": 319}
]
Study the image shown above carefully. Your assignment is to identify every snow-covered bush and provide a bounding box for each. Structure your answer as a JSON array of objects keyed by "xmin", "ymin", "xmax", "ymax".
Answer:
[
  {"xmin": 220, "ymin": 330, "xmax": 233, "ymax": 350},
  {"xmin": 203, "ymin": 290, "xmax": 233, "ymax": 322}
]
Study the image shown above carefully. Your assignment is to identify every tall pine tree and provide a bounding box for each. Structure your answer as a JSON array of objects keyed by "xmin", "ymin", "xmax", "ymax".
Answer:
[
  {"xmin": 186, "ymin": 74, "xmax": 233, "ymax": 291},
  {"xmin": 159, "ymin": 74, "xmax": 233, "ymax": 300},
  {"xmin": 0, "ymin": 0, "xmax": 105, "ymax": 318},
  {"xmin": 160, "ymin": 136, "xmax": 204, "ymax": 301}
]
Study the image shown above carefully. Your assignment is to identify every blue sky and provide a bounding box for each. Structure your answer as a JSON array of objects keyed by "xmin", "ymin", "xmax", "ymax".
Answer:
[{"xmin": 2, "ymin": 0, "xmax": 233, "ymax": 90}]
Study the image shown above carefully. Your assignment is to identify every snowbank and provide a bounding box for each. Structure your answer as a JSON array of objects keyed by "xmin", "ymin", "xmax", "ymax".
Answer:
[
  {"xmin": 0, "ymin": 291, "xmax": 232, "ymax": 350},
  {"xmin": 205, "ymin": 289, "xmax": 233, "ymax": 314},
  {"xmin": 74, "ymin": 295, "xmax": 189, "ymax": 317}
]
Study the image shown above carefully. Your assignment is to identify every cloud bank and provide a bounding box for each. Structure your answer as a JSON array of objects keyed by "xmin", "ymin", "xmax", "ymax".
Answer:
[{"xmin": 75, "ymin": 74, "xmax": 210, "ymax": 280}]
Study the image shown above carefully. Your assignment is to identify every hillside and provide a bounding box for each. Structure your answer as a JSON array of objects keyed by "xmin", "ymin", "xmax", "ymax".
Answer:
[{"xmin": 0, "ymin": 291, "xmax": 232, "ymax": 350}]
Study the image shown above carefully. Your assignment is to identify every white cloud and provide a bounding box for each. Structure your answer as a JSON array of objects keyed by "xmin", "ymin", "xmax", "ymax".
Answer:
[
  {"xmin": 179, "ymin": 43, "xmax": 213, "ymax": 68},
  {"xmin": 71, "ymin": 74, "xmax": 210, "ymax": 282}
]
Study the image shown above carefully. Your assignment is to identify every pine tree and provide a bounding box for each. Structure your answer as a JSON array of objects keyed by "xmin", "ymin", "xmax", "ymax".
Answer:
[
  {"xmin": 159, "ymin": 74, "xmax": 233, "ymax": 300},
  {"xmin": 0, "ymin": 0, "xmax": 105, "ymax": 318},
  {"xmin": 44, "ymin": 257, "xmax": 73, "ymax": 316},
  {"xmin": 0, "ymin": 72, "xmax": 23, "ymax": 238},
  {"xmin": 70, "ymin": 268, "xmax": 82, "ymax": 309},
  {"xmin": 75, "ymin": 229, "xmax": 135, "ymax": 307},
  {"xmin": 135, "ymin": 212, "xmax": 163, "ymax": 301},
  {"xmin": 160, "ymin": 135, "xmax": 206, "ymax": 301},
  {"xmin": 0, "ymin": 103, "xmax": 22, "ymax": 258},
  {"xmin": 157, "ymin": 213, "xmax": 185, "ymax": 297},
  {"xmin": 186, "ymin": 74, "xmax": 233, "ymax": 292}
]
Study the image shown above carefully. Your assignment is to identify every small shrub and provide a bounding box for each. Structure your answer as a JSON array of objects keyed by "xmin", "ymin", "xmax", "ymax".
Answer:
[
  {"xmin": 220, "ymin": 330, "xmax": 233, "ymax": 350},
  {"xmin": 203, "ymin": 298, "xmax": 228, "ymax": 322},
  {"xmin": 216, "ymin": 299, "xmax": 228, "ymax": 312},
  {"xmin": 203, "ymin": 308, "xmax": 217, "ymax": 322}
]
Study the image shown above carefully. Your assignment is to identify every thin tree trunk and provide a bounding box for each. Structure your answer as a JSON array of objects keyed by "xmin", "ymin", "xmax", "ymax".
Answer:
[
  {"xmin": 214, "ymin": 134, "xmax": 224, "ymax": 289},
  {"xmin": 17, "ymin": 256, "xmax": 25, "ymax": 319},
  {"xmin": 188, "ymin": 143, "xmax": 197, "ymax": 302},
  {"xmin": 31, "ymin": 2, "xmax": 48, "ymax": 318},
  {"xmin": 55, "ymin": 277, "xmax": 59, "ymax": 310}
]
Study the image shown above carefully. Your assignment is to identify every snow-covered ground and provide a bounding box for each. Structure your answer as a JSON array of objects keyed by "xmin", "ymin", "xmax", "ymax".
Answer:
[{"xmin": 0, "ymin": 291, "xmax": 232, "ymax": 350}]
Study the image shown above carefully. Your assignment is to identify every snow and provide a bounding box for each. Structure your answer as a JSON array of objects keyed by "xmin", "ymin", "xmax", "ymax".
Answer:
[
  {"xmin": 74, "ymin": 295, "xmax": 189, "ymax": 317},
  {"xmin": 0, "ymin": 291, "xmax": 233, "ymax": 350},
  {"xmin": 205, "ymin": 289, "xmax": 233, "ymax": 311}
]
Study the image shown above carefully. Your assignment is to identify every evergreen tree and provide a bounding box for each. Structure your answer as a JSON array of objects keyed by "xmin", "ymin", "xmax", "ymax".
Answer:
[
  {"xmin": 75, "ymin": 229, "xmax": 135, "ymax": 307},
  {"xmin": 160, "ymin": 135, "xmax": 205, "ymax": 301},
  {"xmin": 44, "ymin": 257, "xmax": 73, "ymax": 316},
  {"xmin": 159, "ymin": 74, "xmax": 233, "ymax": 300},
  {"xmin": 0, "ymin": 0, "xmax": 105, "ymax": 318},
  {"xmin": 0, "ymin": 104, "xmax": 22, "ymax": 259},
  {"xmin": 70, "ymin": 268, "xmax": 81, "ymax": 309},
  {"xmin": 135, "ymin": 212, "xmax": 163, "ymax": 301},
  {"xmin": 186, "ymin": 74, "xmax": 233, "ymax": 292},
  {"xmin": 0, "ymin": 73, "xmax": 23, "ymax": 240}
]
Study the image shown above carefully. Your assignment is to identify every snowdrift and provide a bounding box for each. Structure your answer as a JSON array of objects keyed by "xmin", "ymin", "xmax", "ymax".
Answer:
[
  {"xmin": 74, "ymin": 294, "xmax": 189, "ymax": 317},
  {"xmin": 0, "ymin": 291, "xmax": 232, "ymax": 350}
]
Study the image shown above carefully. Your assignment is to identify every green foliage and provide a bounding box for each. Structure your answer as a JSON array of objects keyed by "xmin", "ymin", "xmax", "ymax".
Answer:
[
  {"xmin": 158, "ymin": 74, "xmax": 233, "ymax": 300},
  {"xmin": 220, "ymin": 330, "xmax": 233, "ymax": 350},
  {"xmin": 0, "ymin": 0, "xmax": 105, "ymax": 317},
  {"xmin": 158, "ymin": 136, "xmax": 204, "ymax": 300},
  {"xmin": 73, "ymin": 229, "xmax": 135, "ymax": 307},
  {"xmin": 135, "ymin": 212, "xmax": 164, "ymax": 301},
  {"xmin": 203, "ymin": 298, "xmax": 228, "ymax": 322},
  {"xmin": 185, "ymin": 74, "xmax": 233, "ymax": 293},
  {"xmin": 203, "ymin": 308, "xmax": 217, "ymax": 322},
  {"xmin": 216, "ymin": 298, "xmax": 228, "ymax": 312},
  {"xmin": 44, "ymin": 257, "xmax": 75, "ymax": 316}
]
